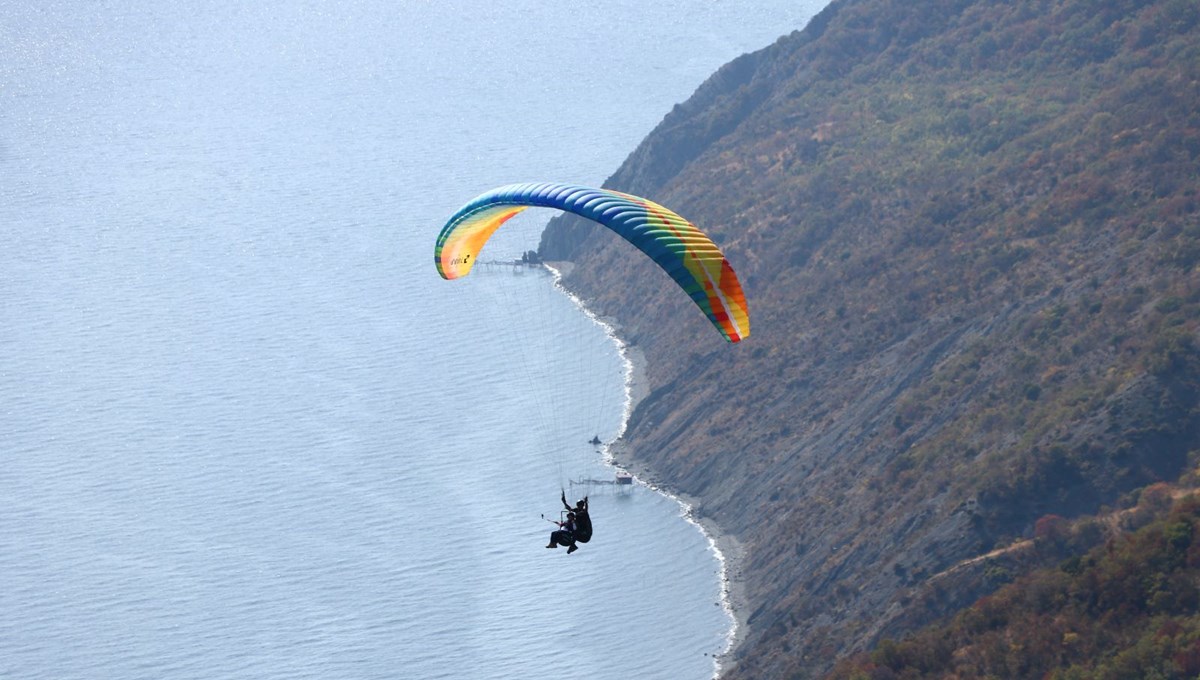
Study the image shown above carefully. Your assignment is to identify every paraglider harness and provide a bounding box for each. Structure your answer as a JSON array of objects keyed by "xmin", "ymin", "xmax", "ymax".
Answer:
[
  {"xmin": 561, "ymin": 491, "xmax": 591, "ymax": 544},
  {"xmin": 541, "ymin": 491, "xmax": 591, "ymax": 549}
]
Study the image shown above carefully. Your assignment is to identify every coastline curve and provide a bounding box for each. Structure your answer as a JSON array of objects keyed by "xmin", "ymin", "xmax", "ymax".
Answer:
[{"xmin": 545, "ymin": 260, "xmax": 747, "ymax": 679}]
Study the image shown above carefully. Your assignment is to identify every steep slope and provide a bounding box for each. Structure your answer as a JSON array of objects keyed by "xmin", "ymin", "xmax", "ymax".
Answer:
[
  {"xmin": 540, "ymin": 0, "xmax": 1200, "ymax": 677},
  {"xmin": 828, "ymin": 491, "xmax": 1200, "ymax": 679}
]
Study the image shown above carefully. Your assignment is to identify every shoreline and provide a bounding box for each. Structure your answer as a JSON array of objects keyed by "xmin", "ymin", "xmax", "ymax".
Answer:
[
  {"xmin": 608, "ymin": 437, "xmax": 751, "ymax": 676},
  {"xmin": 547, "ymin": 261, "xmax": 749, "ymax": 678}
]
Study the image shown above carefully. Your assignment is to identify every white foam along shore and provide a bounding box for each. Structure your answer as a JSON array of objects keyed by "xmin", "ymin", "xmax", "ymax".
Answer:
[{"xmin": 545, "ymin": 261, "xmax": 749, "ymax": 679}]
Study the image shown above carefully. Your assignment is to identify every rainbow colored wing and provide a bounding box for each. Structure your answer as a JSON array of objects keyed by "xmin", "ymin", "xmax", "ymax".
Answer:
[{"xmin": 434, "ymin": 182, "xmax": 749, "ymax": 343}]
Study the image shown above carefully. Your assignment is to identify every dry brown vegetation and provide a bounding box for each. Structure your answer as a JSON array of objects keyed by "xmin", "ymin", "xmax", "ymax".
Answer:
[{"xmin": 541, "ymin": 0, "xmax": 1200, "ymax": 676}]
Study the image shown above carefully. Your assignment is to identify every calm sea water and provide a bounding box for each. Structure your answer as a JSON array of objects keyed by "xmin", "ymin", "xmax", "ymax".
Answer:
[{"xmin": 0, "ymin": 2, "xmax": 825, "ymax": 678}]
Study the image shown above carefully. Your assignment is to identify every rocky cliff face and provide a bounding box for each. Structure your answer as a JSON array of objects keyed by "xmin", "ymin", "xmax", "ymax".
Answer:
[{"xmin": 540, "ymin": 0, "xmax": 1200, "ymax": 677}]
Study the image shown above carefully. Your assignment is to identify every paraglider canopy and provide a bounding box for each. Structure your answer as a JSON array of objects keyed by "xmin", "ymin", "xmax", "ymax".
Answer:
[{"xmin": 434, "ymin": 182, "xmax": 749, "ymax": 343}]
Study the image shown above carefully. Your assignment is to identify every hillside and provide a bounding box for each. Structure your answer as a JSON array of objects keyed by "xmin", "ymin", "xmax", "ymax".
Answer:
[
  {"xmin": 828, "ymin": 490, "xmax": 1200, "ymax": 679},
  {"xmin": 539, "ymin": 0, "xmax": 1200, "ymax": 677}
]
